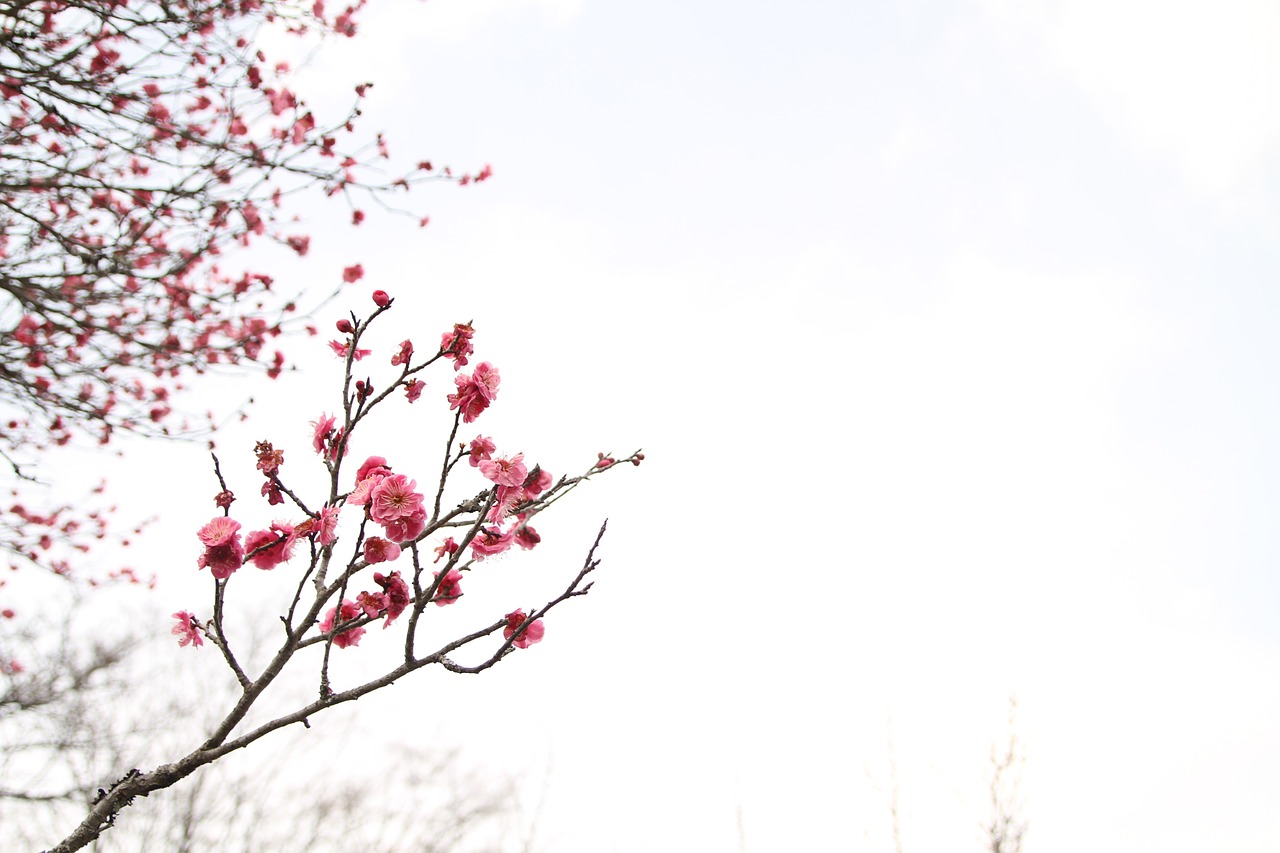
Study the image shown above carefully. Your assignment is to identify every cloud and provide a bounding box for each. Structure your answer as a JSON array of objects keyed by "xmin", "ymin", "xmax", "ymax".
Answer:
[{"xmin": 982, "ymin": 0, "xmax": 1280, "ymax": 200}]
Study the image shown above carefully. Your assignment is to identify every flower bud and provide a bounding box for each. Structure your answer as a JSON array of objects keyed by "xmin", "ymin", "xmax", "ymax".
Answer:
[
  {"xmin": 336, "ymin": 318, "xmax": 354, "ymax": 334},
  {"xmin": 372, "ymin": 290, "xmax": 391, "ymax": 307}
]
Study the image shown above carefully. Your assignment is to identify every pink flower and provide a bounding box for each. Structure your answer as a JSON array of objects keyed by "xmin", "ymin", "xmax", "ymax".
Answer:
[
  {"xmin": 243, "ymin": 522, "xmax": 297, "ymax": 570},
  {"xmin": 433, "ymin": 569, "xmax": 462, "ymax": 606},
  {"xmin": 171, "ymin": 611, "xmax": 203, "ymax": 648},
  {"xmin": 433, "ymin": 537, "xmax": 459, "ymax": 563},
  {"xmin": 503, "ymin": 609, "xmax": 545, "ymax": 649},
  {"xmin": 363, "ymin": 536, "xmax": 401, "ymax": 564},
  {"xmin": 522, "ymin": 467, "xmax": 553, "ymax": 499},
  {"xmin": 197, "ymin": 517, "xmax": 244, "ymax": 579},
  {"xmin": 405, "ymin": 379, "xmax": 424, "ymax": 402},
  {"xmin": 311, "ymin": 412, "xmax": 336, "ymax": 454},
  {"xmin": 515, "ymin": 523, "xmax": 541, "ymax": 550},
  {"xmin": 316, "ymin": 504, "xmax": 340, "ymax": 545},
  {"xmin": 329, "ymin": 340, "xmax": 371, "ymax": 360},
  {"xmin": 487, "ymin": 485, "xmax": 523, "ymax": 523},
  {"xmin": 467, "ymin": 436, "xmax": 495, "ymax": 467},
  {"xmin": 372, "ymin": 289, "xmax": 391, "ymax": 307},
  {"xmin": 440, "ymin": 322, "xmax": 475, "ymax": 370},
  {"xmin": 391, "ymin": 339, "xmax": 413, "ymax": 366},
  {"xmin": 447, "ymin": 362, "xmax": 500, "ymax": 423},
  {"xmin": 320, "ymin": 599, "xmax": 365, "ymax": 648},
  {"xmin": 382, "ymin": 508, "xmax": 426, "ymax": 543},
  {"xmin": 342, "ymin": 263, "xmax": 364, "ymax": 283},
  {"xmin": 375, "ymin": 571, "xmax": 410, "ymax": 626},
  {"xmin": 356, "ymin": 590, "xmax": 388, "ymax": 619},
  {"xmin": 470, "ymin": 525, "xmax": 515, "ymax": 559},
  {"xmin": 478, "ymin": 453, "xmax": 527, "ymax": 488},
  {"xmin": 370, "ymin": 474, "xmax": 424, "ymax": 524},
  {"xmin": 356, "ymin": 456, "xmax": 391, "ymax": 483}
]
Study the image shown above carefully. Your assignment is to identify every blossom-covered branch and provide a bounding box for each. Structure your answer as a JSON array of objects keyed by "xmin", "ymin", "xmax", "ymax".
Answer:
[{"xmin": 45, "ymin": 292, "xmax": 640, "ymax": 852}]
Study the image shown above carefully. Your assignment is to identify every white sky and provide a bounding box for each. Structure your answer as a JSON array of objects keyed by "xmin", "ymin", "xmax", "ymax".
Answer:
[{"xmin": 40, "ymin": 0, "xmax": 1280, "ymax": 851}]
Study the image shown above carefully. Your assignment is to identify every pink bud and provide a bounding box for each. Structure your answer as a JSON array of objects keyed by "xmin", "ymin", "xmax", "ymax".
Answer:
[
  {"xmin": 372, "ymin": 290, "xmax": 391, "ymax": 307},
  {"xmin": 336, "ymin": 319, "xmax": 354, "ymax": 334}
]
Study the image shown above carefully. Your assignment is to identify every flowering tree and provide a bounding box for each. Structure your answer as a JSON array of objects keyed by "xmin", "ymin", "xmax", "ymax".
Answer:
[
  {"xmin": 36, "ymin": 291, "xmax": 640, "ymax": 852},
  {"xmin": 0, "ymin": 0, "xmax": 490, "ymax": 583}
]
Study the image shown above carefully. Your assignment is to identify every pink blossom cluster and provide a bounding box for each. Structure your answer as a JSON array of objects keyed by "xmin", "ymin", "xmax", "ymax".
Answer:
[
  {"xmin": 466, "ymin": 437, "xmax": 551, "ymax": 558},
  {"xmin": 447, "ymin": 362, "xmax": 499, "ymax": 423},
  {"xmin": 347, "ymin": 456, "xmax": 427, "ymax": 545}
]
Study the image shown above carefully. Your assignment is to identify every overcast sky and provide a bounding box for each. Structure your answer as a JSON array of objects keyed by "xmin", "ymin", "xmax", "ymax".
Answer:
[{"xmin": 53, "ymin": 1, "xmax": 1280, "ymax": 850}]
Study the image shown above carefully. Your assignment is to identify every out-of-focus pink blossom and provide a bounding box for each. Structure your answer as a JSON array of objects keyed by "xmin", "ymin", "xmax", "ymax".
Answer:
[
  {"xmin": 172, "ymin": 611, "xmax": 203, "ymax": 648},
  {"xmin": 432, "ymin": 569, "xmax": 462, "ymax": 606},
  {"xmin": 342, "ymin": 263, "xmax": 364, "ymax": 283},
  {"xmin": 320, "ymin": 599, "xmax": 365, "ymax": 648},
  {"xmin": 515, "ymin": 524, "xmax": 541, "ymax": 550},
  {"xmin": 197, "ymin": 517, "xmax": 244, "ymax": 579},
  {"xmin": 243, "ymin": 522, "xmax": 297, "ymax": 570},
  {"xmin": 503, "ymin": 609, "xmax": 544, "ymax": 649},
  {"xmin": 363, "ymin": 536, "xmax": 401, "ymax": 564}
]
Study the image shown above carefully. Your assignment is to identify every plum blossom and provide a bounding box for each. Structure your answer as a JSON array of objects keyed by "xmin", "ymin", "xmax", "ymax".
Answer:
[
  {"xmin": 391, "ymin": 339, "xmax": 413, "ymax": 366},
  {"xmin": 171, "ymin": 611, "xmax": 203, "ymax": 648},
  {"xmin": 363, "ymin": 536, "xmax": 400, "ymax": 564},
  {"xmin": 320, "ymin": 599, "xmax": 365, "ymax": 648},
  {"xmin": 467, "ymin": 435, "xmax": 495, "ymax": 467},
  {"xmin": 316, "ymin": 504, "xmax": 340, "ymax": 545},
  {"xmin": 197, "ymin": 517, "xmax": 244, "ymax": 579},
  {"xmin": 432, "ymin": 569, "xmax": 462, "ymax": 606},
  {"xmin": 440, "ymin": 322, "xmax": 474, "ymax": 369},
  {"xmin": 375, "ymin": 571, "xmax": 410, "ymax": 626},
  {"xmin": 311, "ymin": 413, "xmax": 336, "ymax": 454},
  {"xmin": 470, "ymin": 525, "xmax": 515, "ymax": 559},
  {"xmin": 370, "ymin": 474, "xmax": 424, "ymax": 524},
  {"xmin": 433, "ymin": 537, "xmax": 458, "ymax": 563},
  {"xmin": 447, "ymin": 362, "xmax": 499, "ymax": 423},
  {"xmin": 382, "ymin": 509, "xmax": 426, "ymax": 543},
  {"xmin": 405, "ymin": 379, "xmax": 424, "ymax": 402},
  {"xmin": 478, "ymin": 453, "xmax": 526, "ymax": 488},
  {"xmin": 243, "ymin": 521, "xmax": 297, "ymax": 570},
  {"xmin": 503, "ymin": 609, "xmax": 545, "ymax": 649},
  {"xmin": 522, "ymin": 467, "xmax": 553, "ymax": 499},
  {"xmin": 329, "ymin": 340, "xmax": 371, "ymax": 360},
  {"xmin": 515, "ymin": 523, "xmax": 541, "ymax": 550}
]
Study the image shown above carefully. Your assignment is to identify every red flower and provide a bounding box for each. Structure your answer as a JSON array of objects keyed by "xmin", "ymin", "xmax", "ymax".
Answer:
[{"xmin": 503, "ymin": 609, "xmax": 544, "ymax": 649}]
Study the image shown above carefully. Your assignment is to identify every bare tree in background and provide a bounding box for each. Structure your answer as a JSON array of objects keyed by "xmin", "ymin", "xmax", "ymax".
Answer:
[
  {"xmin": 1, "ymin": 606, "xmax": 538, "ymax": 852},
  {"xmin": 982, "ymin": 696, "xmax": 1029, "ymax": 853}
]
